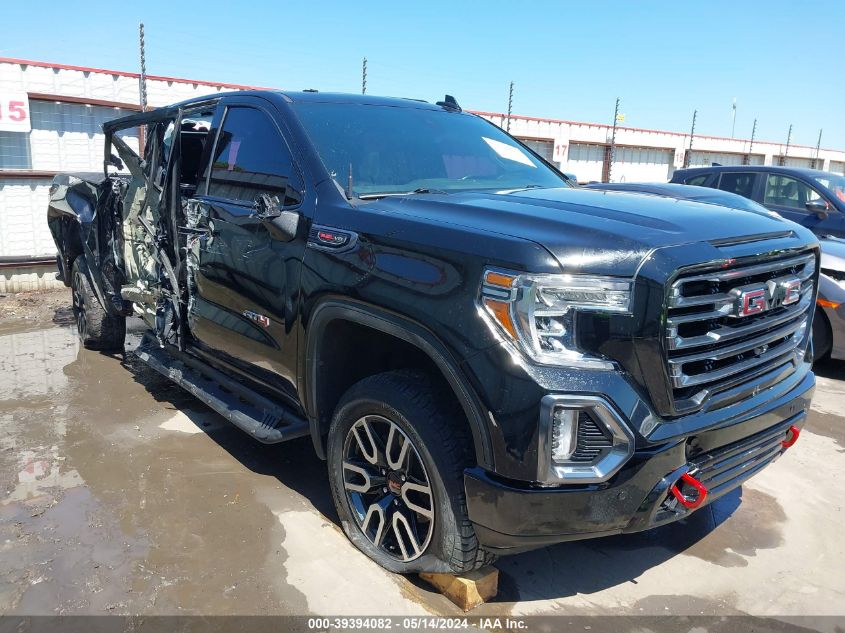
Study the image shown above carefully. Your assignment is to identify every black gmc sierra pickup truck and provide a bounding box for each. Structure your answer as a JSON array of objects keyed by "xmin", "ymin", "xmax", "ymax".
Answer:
[{"xmin": 48, "ymin": 90, "xmax": 818, "ymax": 574}]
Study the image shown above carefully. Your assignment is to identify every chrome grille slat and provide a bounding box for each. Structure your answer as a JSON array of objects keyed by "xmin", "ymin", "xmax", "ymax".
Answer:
[
  {"xmin": 669, "ymin": 315, "xmax": 807, "ymax": 366},
  {"xmin": 668, "ymin": 253, "xmax": 815, "ymax": 294},
  {"xmin": 667, "ymin": 289, "xmax": 812, "ymax": 350},
  {"xmin": 664, "ymin": 250, "xmax": 816, "ymax": 410},
  {"xmin": 670, "ymin": 337, "xmax": 802, "ymax": 388}
]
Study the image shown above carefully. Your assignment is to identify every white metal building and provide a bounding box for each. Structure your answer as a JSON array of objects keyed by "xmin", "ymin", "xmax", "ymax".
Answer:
[
  {"xmin": 2, "ymin": 56, "xmax": 844, "ymax": 291},
  {"xmin": 481, "ymin": 111, "xmax": 845, "ymax": 184}
]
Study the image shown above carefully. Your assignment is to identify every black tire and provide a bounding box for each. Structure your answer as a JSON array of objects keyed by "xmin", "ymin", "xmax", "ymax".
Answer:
[
  {"xmin": 327, "ymin": 370, "xmax": 495, "ymax": 574},
  {"xmin": 71, "ymin": 257, "xmax": 125, "ymax": 351},
  {"xmin": 812, "ymin": 307, "xmax": 832, "ymax": 363}
]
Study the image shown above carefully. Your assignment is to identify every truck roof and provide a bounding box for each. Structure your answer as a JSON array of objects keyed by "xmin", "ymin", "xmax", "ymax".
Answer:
[{"xmin": 103, "ymin": 90, "xmax": 445, "ymax": 134}]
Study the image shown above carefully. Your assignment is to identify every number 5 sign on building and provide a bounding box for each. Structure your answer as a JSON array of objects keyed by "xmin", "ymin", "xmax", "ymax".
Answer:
[{"xmin": 0, "ymin": 92, "xmax": 32, "ymax": 132}]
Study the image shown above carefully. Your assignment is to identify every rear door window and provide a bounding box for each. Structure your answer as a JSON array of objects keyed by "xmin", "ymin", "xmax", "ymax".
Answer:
[{"xmin": 717, "ymin": 172, "xmax": 756, "ymax": 198}]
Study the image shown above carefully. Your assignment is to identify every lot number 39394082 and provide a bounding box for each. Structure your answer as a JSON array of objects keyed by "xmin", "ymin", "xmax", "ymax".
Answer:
[{"xmin": 0, "ymin": 93, "xmax": 32, "ymax": 133}]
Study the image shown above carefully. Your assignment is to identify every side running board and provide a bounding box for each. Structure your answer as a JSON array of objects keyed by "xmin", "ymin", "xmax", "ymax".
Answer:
[{"xmin": 135, "ymin": 333, "xmax": 310, "ymax": 444}]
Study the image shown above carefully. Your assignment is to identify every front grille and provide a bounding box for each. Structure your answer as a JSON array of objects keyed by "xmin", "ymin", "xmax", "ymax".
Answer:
[
  {"xmin": 665, "ymin": 251, "xmax": 815, "ymax": 412},
  {"xmin": 570, "ymin": 412, "xmax": 613, "ymax": 462},
  {"xmin": 689, "ymin": 415, "xmax": 800, "ymax": 501}
]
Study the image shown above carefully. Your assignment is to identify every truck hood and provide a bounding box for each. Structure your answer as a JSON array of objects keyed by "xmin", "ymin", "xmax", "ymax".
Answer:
[{"xmin": 369, "ymin": 187, "xmax": 797, "ymax": 275}]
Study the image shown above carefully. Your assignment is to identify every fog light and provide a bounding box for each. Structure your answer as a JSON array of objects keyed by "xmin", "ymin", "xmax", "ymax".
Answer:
[
  {"xmin": 539, "ymin": 395, "xmax": 635, "ymax": 484},
  {"xmin": 551, "ymin": 408, "xmax": 578, "ymax": 462}
]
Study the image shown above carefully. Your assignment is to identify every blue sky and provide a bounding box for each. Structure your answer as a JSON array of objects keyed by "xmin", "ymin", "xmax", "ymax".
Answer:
[{"xmin": 3, "ymin": 1, "xmax": 844, "ymax": 148}]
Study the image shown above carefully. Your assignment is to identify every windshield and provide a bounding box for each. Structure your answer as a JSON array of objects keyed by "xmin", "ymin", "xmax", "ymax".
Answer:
[
  {"xmin": 814, "ymin": 174, "xmax": 845, "ymax": 203},
  {"xmin": 290, "ymin": 102, "xmax": 567, "ymax": 196}
]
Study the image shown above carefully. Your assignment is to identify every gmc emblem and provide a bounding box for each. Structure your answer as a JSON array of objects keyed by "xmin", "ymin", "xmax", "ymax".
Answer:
[{"xmin": 730, "ymin": 276, "xmax": 801, "ymax": 318}]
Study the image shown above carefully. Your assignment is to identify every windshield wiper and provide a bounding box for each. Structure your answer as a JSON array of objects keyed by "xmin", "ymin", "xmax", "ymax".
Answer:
[{"xmin": 358, "ymin": 188, "xmax": 449, "ymax": 200}]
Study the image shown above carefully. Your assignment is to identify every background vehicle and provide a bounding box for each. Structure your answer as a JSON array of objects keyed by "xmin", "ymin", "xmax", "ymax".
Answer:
[
  {"xmin": 48, "ymin": 91, "xmax": 818, "ymax": 574},
  {"xmin": 584, "ymin": 182, "xmax": 781, "ymax": 216},
  {"xmin": 815, "ymin": 238, "xmax": 845, "ymax": 361},
  {"xmin": 670, "ymin": 165, "xmax": 845, "ymax": 239},
  {"xmin": 586, "ymin": 181, "xmax": 844, "ymax": 362}
]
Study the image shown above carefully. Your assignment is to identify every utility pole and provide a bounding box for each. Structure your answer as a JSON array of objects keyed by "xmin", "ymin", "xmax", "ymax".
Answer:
[
  {"xmin": 506, "ymin": 81, "xmax": 514, "ymax": 132},
  {"xmin": 813, "ymin": 129, "xmax": 823, "ymax": 169},
  {"xmin": 731, "ymin": 98, "xmax": 737, "ymax": 138},
  {"xmin": 744, "ymin": 118, "xmax": 757, "ymax": 165},
  {"xmin": 139, "ymin": 22, "xmax": 148, "ymax": 112},
  {"xmin": 683, "ymin": 109, "xmax": 697, "ymax": 168},
  {"xmin": 780, "ymin": 124, "xmax": 793, "ymax": 166},
  {"xmin": 361, "ymin": 57, "xmax": 367, "ymax": 94},
  {"xmin": 605, "ymin": 97, "xmax": 621, "ymax": 182}
]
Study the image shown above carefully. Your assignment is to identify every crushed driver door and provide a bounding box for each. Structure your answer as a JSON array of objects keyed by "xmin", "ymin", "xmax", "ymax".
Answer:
[{"xmin": 185, "ymin": 96, "xmax": 307, "ymax": 397}]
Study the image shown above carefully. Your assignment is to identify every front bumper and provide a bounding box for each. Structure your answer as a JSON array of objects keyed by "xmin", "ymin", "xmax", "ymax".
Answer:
[{"xmin": 465, "ymin": 370, "xmax": 815, "ymax": 553}]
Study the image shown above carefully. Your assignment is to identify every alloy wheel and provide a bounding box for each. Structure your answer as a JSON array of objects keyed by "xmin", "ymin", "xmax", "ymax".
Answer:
[{"xmin": 342, "ymin": 415, "xmax": 435, "ymax": 562}]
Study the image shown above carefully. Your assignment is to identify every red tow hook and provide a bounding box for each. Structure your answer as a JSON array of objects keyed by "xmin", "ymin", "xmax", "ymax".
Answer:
[
  {"xmin": 669, "ymin": 472, "xmax": 708, "ymax": 510},
  {"xmin": 782, "ymin": 424, "xmax": 800, "ymax": 448}
]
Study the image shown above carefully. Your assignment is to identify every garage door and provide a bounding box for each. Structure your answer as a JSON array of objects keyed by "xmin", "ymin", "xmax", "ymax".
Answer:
[
  {"xmin": 520, "ymin": 139, "xmax": 554, "ymax": 164},
  {"xmin": 687, "ymin": 151, "xmax": 764, "ymax": 167},
  {"xmin": 614, "ymin": 147, "xmax": 673, "ymax": 182},
  {"xmin": 780, "ymin": 157, "xmax": 815, "ymax": 169},
  {"xmin": 566, "ymin": 143, "xmax": 606, "ymax": 183},
  {"xmin": 828, "ymin": 160, "xmax": 844, "ymax": 175}
]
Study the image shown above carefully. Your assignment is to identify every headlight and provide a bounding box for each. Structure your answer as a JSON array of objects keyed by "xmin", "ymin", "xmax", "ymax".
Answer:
[{"xmin": 480, "ymin": 269, "xmax": 632, "ymax": 369}]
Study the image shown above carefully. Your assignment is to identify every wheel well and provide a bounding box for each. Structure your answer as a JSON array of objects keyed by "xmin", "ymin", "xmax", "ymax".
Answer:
[
  {"xmin": 312, "ymin": 318, "xmax": 478, "ymax": 463},
  {"xmin": 59, "ymin": 219, "xmax": 83, "ymax": 286},
  {"xmin": 813, "ymin": 306, "xmax": 833, "ymax": 359}
]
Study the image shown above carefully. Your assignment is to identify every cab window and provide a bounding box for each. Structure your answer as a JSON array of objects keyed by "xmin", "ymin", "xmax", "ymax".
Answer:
[
  {"xmin": 685, "ymin": 174, "xmax": 713, "ymax": 187},
  {"xmin": 763, "ymin": 175, "xmax": 822, "ymax": 211},
  {"xmin": 206, "ymin": 106, "xmax": 303, "ymax": 207},
  {"xmin": 717, "ymin": 172, "xmax": 755, "ymax": 198}
]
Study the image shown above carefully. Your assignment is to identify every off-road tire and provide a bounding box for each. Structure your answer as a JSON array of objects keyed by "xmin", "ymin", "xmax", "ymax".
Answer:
[
  {"xmin": 71, "ymin": 257, "xmax": 125, "ymax": 351},
  {"xmin": 327, "ymin": 370, "xmax": 495, "ymax": 574}
]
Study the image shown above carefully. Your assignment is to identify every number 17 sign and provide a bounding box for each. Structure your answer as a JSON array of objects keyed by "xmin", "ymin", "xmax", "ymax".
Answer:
[{"xmin": 0, "ymin": 93, "xmax": 32, "ymax": 132}]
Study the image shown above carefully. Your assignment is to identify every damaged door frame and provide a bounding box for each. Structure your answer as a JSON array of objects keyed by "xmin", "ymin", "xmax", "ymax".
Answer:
[{"xmin": 101, "ymin": 100, "xmax": 220, "ymax": 349}]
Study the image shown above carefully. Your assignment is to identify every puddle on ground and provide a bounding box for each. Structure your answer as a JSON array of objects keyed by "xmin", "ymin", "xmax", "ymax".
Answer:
[{"xmin": 0, "ymin": 319, "xmax": 312, "ymax": 614}]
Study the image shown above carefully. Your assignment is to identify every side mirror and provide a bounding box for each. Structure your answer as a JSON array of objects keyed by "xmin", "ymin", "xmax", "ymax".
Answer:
[
  {"xmin": 108, "ymin": 153, "xmax": 124, "ymax": 170},
  {"xmin": 253, "ymin": 193, "xmax": 299, "ymax": 241},
  {"xmin": 805, "ymin": 199, "xmax": 830, "ymax": 219}
]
